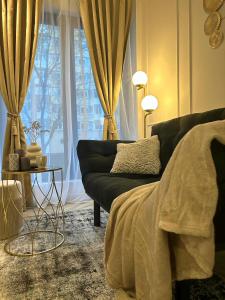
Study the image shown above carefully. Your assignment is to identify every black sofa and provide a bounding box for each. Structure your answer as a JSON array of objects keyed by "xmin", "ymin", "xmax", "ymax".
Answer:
[{"xmin": 77, "ymin": 107, "xmax": 225, "ymax": 251}]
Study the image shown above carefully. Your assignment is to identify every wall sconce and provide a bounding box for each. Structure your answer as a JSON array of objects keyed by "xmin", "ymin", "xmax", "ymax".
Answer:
[
  {"xmin": 141, "ymin": 95, "xmax": 158, "ymax": 138},
  {"xmin": 132, "ymin": 71, "xmax": 158, "ymax": 137}
]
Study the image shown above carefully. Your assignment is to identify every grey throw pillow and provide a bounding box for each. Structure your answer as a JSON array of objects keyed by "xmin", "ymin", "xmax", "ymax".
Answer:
[{"xmin": 111, "ymin": 135, "xmax": 161, "ymax": 174}]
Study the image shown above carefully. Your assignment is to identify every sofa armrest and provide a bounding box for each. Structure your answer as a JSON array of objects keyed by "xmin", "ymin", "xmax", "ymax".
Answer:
[
  {"xmin": 77, "ymin": 140, "xmax": 134, "ymax": 177},
  {"xmin": 211, "ymin": 139, "xmax": 225, "ymax": 249},
  {"xmin": 211, "ymin": 139, "xmax": 225, "ymax": 184}
]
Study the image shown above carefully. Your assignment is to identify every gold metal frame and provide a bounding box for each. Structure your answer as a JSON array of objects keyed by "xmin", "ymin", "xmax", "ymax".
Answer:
[
  {"xmin": 133, "ymin": 79, "xmax": 153, "ymax": 138},
  {"xmin": 144, "ymin": 110, "xmax": 153, "ymax": 138},
  {"xmin": 4, "ymin": 231, "xmax": 64, "ymax": 257},
  {"xmin": 1, "ymin": 167, "xmax": 65, "ymax": 257}
]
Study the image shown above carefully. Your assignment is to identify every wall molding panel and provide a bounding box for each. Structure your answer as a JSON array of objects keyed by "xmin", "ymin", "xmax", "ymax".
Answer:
[
  {"xmin": 177, "ymin": 0, "xmax": 192, "ymax": 116},
  {"xmin": 136, "ymin": 0, "xmax": 225, "ymax": 135},
  {"xmin": 176, "ymin": 0, "xmax": 180, "ymax": 117}
]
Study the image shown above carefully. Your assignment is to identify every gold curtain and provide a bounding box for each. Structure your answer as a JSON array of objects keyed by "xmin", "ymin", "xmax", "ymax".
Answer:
[
  {"xmin": 80, "ymin": 0, "xmax": 132, "ymax": 140},
  {"xmin": 0, "ymin": 0, "xmax": 42, "ymax": 169}
]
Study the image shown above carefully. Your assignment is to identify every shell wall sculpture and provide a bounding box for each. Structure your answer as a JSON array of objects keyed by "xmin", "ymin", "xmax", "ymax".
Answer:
[{"xmin": 204, "ymin": 0, "xmax": 225, "ymax": 48}]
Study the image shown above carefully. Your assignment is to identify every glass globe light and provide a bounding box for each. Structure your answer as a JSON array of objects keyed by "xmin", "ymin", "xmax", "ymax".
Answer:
[
  {"xmin": 141, "ymin": 95, "xmax": 158, "ymax": 112},
  {"xmin": 132, "ymin": 71, "xmax": 148, "ymax": 88}
]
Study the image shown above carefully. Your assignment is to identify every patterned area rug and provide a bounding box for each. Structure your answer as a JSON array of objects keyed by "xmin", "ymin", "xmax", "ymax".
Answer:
[
  {"xmin": 0, "ymin": 208, "xmax": 113, "ymax": 300},
  {"xmin": 188, "ymin": 275, "xmax": 225, "ymax": 299},
  {"xmin": 0, "ymin": 206, "xmax": 225, "ymax": 300}
]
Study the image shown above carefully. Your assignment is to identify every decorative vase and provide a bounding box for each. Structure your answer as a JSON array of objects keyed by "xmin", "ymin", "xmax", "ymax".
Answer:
[{"xmin": 26, "ymin": 143, "xmax": 42, "ymax": 168}]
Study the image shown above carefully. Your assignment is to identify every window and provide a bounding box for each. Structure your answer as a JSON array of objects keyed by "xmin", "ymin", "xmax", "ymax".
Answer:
[
  {"xmin": 0, "ymin": 2, "xmax": 137, "ymax": 202},
  {"xmin": 21, "ymin": 17, "xmax": 104, "ymax": 177},
  {"xmin": 95, "ymin": 120, "xmax": 102, "ymax": 130},
  {"xmin": 94, "ymin": 104, "xmax": 102, "ymax": 114}
]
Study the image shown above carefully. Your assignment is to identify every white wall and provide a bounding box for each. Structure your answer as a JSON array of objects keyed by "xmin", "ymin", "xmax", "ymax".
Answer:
[{"xmin": 136, "ymin": 0, "xmax": 225, "ymax": 137}]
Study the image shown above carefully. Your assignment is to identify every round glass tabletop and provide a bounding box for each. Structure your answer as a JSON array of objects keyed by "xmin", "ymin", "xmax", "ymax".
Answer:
[{"xmin": 2, "ymin": 166, "xmax": 62, "ymax": 175}]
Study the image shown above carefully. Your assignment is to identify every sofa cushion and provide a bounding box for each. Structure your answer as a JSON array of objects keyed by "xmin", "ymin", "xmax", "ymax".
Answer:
[
  {"xmin": 77, "ymin": 140, "xmax": 134, "ymax": 177},
  {"xmin": 152, "ymin": 107, "xmax": 225, "ymax": 172},
  {"xmin": 82, "ymin": 173, "xmax": 160, "ymax": 212},
  {"xmin": 211, "ymin": 139, "xmax": 225, "ymax": 250},
  {"xmin": 111, "ymin": 136, "xmax": 161, "ymax": 175}
]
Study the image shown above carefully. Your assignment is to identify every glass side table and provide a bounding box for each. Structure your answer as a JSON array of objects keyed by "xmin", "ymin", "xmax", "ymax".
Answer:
[{"xmin": 1, "ymin": 167, "xmax": 65, "ymax": 257}]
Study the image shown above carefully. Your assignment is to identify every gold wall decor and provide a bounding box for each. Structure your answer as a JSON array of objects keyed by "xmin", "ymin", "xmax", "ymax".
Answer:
[{"xmin": 204, "ymin": 0, "xmax": 225, "ymax": 48}]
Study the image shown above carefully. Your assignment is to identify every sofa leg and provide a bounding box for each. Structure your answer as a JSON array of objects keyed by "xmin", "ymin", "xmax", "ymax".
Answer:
[{"xmin": 94, "ymin": 201, "xmax": 101, "ymax": 227}]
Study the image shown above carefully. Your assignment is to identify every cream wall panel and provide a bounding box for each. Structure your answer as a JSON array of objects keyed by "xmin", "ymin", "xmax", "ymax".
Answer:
[
  {"xmin": 136, "ymin": 0, "xmax": 147, "ymax": 137},
  {"xmin": 136, "ymin": 0, "xmax": 178, "ymax": 137},
  {"xmin": 191, "ymin": 0, "xmax": 225, "ymax": 112},
  {"xmin": 178, "ymin": 0, "xmax": 191, "ymax": 116},
  {"xmin": 136, "ymin": 0, "xmax": 225, "ymax": 136}
]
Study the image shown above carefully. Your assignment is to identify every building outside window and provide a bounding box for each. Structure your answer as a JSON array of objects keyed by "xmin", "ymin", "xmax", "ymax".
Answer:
[{"xmin": 21, "ymin": 19, "xmax": 105, "ymax": 178}]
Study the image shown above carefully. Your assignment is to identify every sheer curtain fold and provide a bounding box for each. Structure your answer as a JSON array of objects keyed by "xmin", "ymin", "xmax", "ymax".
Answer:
[
  {"xmin": 117, "ymin": 4, "xmax": 137, "ymax": 140},
  {"xmin": 79, "ymin": 0, "xmax": 133, "ymax": 140},
  {"xmin": 0, "ymin": 0, "xmax": 42, "ymax": 169}
]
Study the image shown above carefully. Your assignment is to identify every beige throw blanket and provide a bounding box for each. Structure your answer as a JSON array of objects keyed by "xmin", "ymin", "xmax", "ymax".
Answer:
[{"xmin": 105, "ymin": 120, "xmax": 225, "ymax": 300}]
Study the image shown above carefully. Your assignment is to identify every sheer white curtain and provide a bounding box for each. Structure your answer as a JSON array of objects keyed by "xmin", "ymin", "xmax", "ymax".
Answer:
[
  {"xmin": 0, "ymin": 97, "xmax": 6, "ymax": 171},
  {"xmin": 21, "ymin": 0, "xmax": 99, "ymax": 203},
  {"xmin": 117, "ymin": 4, "xmax": 137, "ymax": 140},
  {"xmin": 0, "ymin": 0, "xmax": 137, "ymax": 203}
]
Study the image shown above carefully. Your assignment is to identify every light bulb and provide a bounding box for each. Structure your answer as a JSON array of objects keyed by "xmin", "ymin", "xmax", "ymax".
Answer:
[
  {"xmin": 141, "ymin": 95, "xmax": 158, "ymax": 112},
  {"xmin": 132, "ymin": 71, "xmax": 148, "ymax": 87}
]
